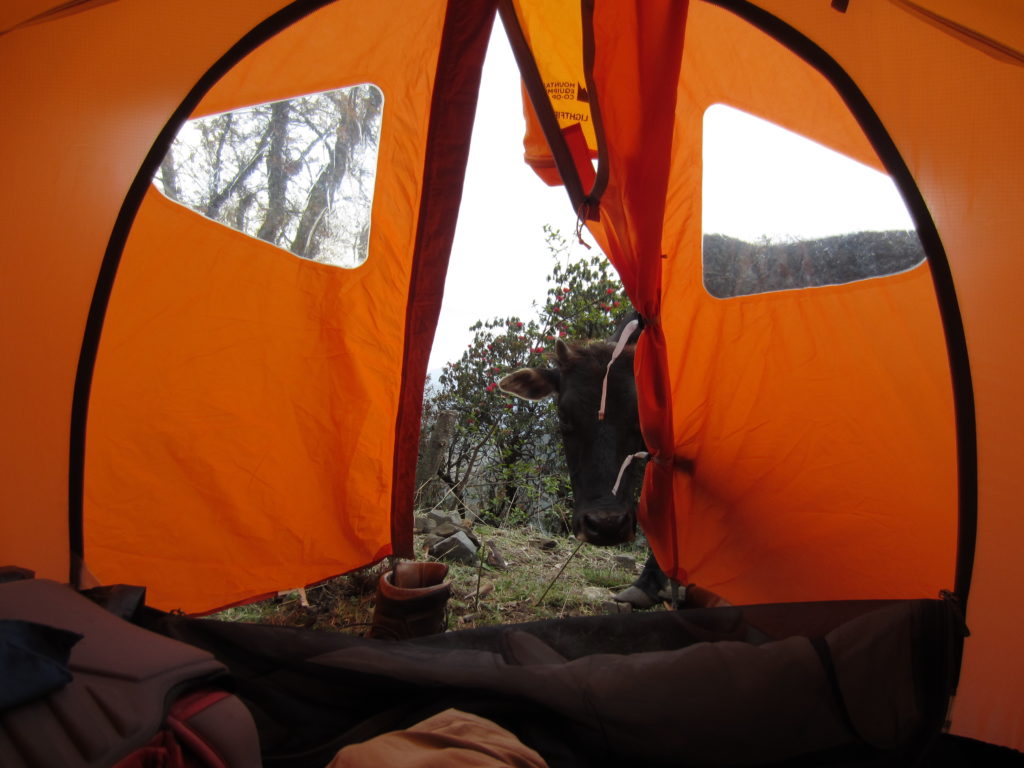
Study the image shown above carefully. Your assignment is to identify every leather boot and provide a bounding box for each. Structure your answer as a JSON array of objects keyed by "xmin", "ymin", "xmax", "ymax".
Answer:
[{"xmin": 369, "ymin": 561, "xmax": 451, "ymax": 640}]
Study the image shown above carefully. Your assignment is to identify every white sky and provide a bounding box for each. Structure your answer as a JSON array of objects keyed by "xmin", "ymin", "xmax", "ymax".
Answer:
[
  {"xmin": 701, "ymin": 105, "xmax": 914, "ymax": 242},
  {"xmin": 429, "ymin": 21, "xmax": 914, "ymax": 371},
  {"xmin": 429, "ymin": 25, "xmax": 580, "ymax": 373}
]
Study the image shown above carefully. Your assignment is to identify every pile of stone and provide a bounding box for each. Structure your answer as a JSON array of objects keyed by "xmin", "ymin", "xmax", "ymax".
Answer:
[{"xmin": 415, "ymin": 509, "xmax": 489, "ymax": 566}]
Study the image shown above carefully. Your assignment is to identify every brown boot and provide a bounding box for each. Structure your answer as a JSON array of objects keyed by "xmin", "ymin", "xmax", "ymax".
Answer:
[{"xmin": 369, "ymin": 561, "xmax": 451, "ymax": 640}]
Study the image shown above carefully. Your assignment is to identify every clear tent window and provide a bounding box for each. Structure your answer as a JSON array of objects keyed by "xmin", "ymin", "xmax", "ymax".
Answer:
[
  {"xmin": 154, "ymin": 84, "xmax": 383, "ymax": 269},
  {"xmin": 701, "ymin": 104, "xmax": 924, "ymax": 299}
]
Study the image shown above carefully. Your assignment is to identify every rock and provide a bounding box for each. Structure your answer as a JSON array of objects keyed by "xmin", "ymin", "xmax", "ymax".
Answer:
[
  {"xmin": 432, "ymin": 521, "xmax": 461, "ymax": 538},
  {"xmin": 582, "ymin": 586, "xmax": 610, "ymax": 602},
  {"xmin": 613, "ymin": 555, "xmax": 636, "ymax": 572},
  {"xmin": 427, "ymin": 509, "xmax": 462, "ymax": 527},
  {"xmin": 429, "ymin": 530, "xmax": 479, "ymax": 564},
  {"xmin": 530, "ymin": 537, "xmax": 558, "ymax": 551},
  {"xmin": 413, "ymin": 516, "xmax": 432, "ymax": 534},
  {"xmin": 484, "ymin": 540, "xmax": 508, "ymax": 571},
  {"xmin": 420, "ymin": 533, "xmax": 444, "ymax": 551}
]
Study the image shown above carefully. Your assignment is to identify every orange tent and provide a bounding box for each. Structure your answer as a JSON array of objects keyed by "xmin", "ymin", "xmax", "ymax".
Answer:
[{"xmin": 0, "ymin": 0, "xmax": 1021, "ymax": 756}]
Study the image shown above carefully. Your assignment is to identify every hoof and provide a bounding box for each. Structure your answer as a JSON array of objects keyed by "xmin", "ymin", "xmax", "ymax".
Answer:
[{"xmin": 612, "ymin": 585, "xmax": 657, "ymax": 610}]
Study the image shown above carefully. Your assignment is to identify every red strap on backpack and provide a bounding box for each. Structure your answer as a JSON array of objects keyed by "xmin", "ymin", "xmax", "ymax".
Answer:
[{"xmin": 112, "ymin": 689, "xmax": 232, "ymax": 768}]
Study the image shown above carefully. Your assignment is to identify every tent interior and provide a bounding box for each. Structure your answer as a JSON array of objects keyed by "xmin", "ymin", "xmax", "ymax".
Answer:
[{"xmin": 1, "ymin": 0, "xmax": 1023, "ymax": 765}]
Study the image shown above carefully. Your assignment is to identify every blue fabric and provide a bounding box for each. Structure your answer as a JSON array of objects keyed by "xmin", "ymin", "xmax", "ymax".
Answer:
[{"xmin": 0, "ymin": 619, "xmax": 81, "ymax": 710}]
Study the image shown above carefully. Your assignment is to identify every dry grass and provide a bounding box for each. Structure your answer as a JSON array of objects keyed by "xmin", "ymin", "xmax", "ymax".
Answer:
[{"xmin": 211, "ymin": 523, "xmax": 656, "ymax": 634}]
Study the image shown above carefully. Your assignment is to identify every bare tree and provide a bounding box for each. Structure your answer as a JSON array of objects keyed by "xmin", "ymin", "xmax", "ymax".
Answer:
[{"xmin": 154, "ymin": 84, "xmax": 383, "ymax": 268}]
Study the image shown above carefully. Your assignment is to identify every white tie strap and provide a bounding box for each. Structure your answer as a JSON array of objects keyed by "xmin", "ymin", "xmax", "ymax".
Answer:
[
  {"xmin": 611, "ymin": 451, "xmax": 650, "ymax": 496},
  {"xmin": 598, "ymin": 318, "xmax": 640, "ymax": 420}
]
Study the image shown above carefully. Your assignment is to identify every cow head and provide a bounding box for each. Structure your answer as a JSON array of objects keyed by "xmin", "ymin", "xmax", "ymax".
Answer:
[{"xmin": 498, "ymin": 332, "xmax": 646, "ymax": 545}]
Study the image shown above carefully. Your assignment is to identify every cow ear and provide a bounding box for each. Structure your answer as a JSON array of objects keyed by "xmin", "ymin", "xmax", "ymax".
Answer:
[
  {"xmin": 554, "ymin": 339, "xmax": 578, "ymax": 369},
  {"xmin": 498, "ymin": 368, "xmax": 559, "ymax": 400}
]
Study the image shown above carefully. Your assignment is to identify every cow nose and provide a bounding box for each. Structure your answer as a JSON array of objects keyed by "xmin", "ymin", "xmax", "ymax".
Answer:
[{"xmin": 577, "ymin": 505, "xmax": 635, "ymax": 546}]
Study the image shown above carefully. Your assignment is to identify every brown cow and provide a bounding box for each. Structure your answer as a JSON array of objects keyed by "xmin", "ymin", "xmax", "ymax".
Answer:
[{"xmin": 499, "ymin": 315, "xmax": 672, "ymax": 607}]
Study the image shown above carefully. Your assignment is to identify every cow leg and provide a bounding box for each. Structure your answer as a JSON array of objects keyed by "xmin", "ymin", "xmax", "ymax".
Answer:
[{"xmin": 612, "ymin": 550, "xmax": 670, "ymax": 609}]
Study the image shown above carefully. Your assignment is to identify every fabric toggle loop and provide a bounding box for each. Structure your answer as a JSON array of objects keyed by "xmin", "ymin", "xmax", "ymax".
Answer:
[
  {"xmin": 611, "ymin": 451, "xmax": 650, "ymax": 497},
  {"xmin": 574, "ymin": 200, "xmax": 593, "ymax": 249},
  {"xmin": 598, "ymin": 318, "xmax": 640, "ymax": 420}
]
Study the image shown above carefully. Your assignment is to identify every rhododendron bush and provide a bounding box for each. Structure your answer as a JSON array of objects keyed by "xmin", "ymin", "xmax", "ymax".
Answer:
[{"xmin": 419, "ymin": 226, "xmax": 631, "ymax": 531}]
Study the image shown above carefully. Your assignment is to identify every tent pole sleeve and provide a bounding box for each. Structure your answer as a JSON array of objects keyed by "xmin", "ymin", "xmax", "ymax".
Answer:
[{"xmin": 390, "ymin": 0, "xmax": 500, "ymax": 557}]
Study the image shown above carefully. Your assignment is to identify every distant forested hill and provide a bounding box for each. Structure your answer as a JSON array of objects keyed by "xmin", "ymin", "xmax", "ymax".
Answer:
[{"xmin": 702, "ymin": 230, "xmax": 925, "ymax": 299}]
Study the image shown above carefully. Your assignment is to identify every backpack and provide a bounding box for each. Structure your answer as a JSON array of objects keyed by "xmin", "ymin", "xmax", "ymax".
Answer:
[{"xmin": 0, "ymin": 574, "xmax": 260, "ymax": 768}]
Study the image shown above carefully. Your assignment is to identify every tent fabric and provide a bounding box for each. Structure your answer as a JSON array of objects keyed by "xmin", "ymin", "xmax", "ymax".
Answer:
[
  {"xmin": 81, "ymin": 0, "xmax": 496, "ymax": 611},
  {"xmin": 0, "ymin": 0, "xmax": 305, "ymax": 592},
  {"xmin": 87, "ymin": 190, "xmax": 400, "ymax": 609},
  {"xmin": 651, "ymin": 2, "xmax": 959, "ymax": 604},
  {"xmin": 743, "ymin": 1, "xmax": 1024, "ymax": 748},
  {"xmin": 1, "ymin": 0, "xmax": 1023, "ymax": 755}
]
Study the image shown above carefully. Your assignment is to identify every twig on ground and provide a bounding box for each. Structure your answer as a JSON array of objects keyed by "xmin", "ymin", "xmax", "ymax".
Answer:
[
  {"xmin": 535, "ymin": 539, "xmax": 585, "ymax": 607},
  {"xmin": 474, "ymin": 541, "xmax": 486, "ymax": 611}
]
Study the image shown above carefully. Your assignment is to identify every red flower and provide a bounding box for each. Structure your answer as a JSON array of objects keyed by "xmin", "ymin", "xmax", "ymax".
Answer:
[
  {"xmin": 533, "ymin": 346, "xmax": 545, "ymax": 353},
  {"xmin": 516, "ymin": 321, "xmax": 523, "ymax": 328},
  {"xmin": 606, "ymin": 288, "xmax": 615, "ymax": 294},
  {"xmin": 486, "ymin": 382, "xmax": 497, "ymax": 392}
]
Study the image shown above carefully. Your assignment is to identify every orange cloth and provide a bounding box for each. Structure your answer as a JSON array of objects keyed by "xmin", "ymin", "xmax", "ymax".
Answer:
[{"xmin": 326, "ymin": 709, "xmax": 548, "ymax": 768}]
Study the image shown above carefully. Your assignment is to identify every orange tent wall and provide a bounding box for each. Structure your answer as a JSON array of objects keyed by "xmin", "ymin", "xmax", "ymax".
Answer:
[
  {"xmin": 87, "ymin": 191, "xmax": 399, "ymax": 610},
  {"xmin": 752, "ymin": 0, "xmax": 1024, "ymax": 750},
  {"xmin": 0, "ymin": 0, "xmax": 301, "ymax": 584},
  {"xmin": 82, "ymin": 0, "xmax": 492, "ymax": 613},
  {"xmin": 655, "ymin": 2, "xmax": 958, "ymax": 604}
]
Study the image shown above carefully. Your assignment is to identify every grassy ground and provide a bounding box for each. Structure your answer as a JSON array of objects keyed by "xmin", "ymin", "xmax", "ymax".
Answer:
[{"xmin": 212, "ymin": 524, "xmax": 656, "ymax": 634}]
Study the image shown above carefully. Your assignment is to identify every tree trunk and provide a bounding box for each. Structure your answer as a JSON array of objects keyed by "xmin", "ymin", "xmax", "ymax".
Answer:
[
  {"xmin": 158, "ymin": 149, "xmax": 181, "ymax": 201},
  {"xmin": 416, "ymin": 410, "xmax": 455, "ymax": 508},
  {"xmin": 256, "ymin": 100, "xmax": 291, "ymax": 246},
  {"xmin": 289, "ymin": 136, "xmax": 347, "ymax": 258}
]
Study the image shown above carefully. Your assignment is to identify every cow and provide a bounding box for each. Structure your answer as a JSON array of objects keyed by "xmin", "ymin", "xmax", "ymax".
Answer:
[{"xmin": 498, "ymin": 314, "xmax": 672, "ymax": 609}]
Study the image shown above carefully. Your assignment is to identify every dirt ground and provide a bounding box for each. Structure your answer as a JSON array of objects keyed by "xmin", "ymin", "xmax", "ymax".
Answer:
[{"xmin": 212, "ymin": 524, "xmax": 657, "ymax": 634}]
